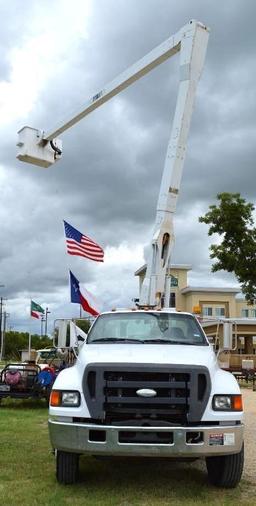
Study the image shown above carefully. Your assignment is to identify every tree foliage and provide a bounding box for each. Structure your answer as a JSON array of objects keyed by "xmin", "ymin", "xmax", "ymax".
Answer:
[
  {"xmin": 199, "ymin": 192, "xmax": 256, "ymax": 304},
  {"xmin": 74, "ymin": 319, "xmax": 91, "ymax": 334},
  {"xmin": 4, "ymin": 331, "xmax": 53, "ymax": 360},
  {"xmin": 3, "ymin": 319, "xmax": 92, "ymax": 360}
]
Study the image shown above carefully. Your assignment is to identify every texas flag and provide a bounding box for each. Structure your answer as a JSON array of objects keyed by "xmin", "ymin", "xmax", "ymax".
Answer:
[{"xmin": 69, "ymin": 271, "xmax": 100, "ymax": 317}]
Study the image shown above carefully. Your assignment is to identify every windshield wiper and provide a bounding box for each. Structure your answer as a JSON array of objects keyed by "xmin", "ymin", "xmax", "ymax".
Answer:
[
  {"xmin": 144, "ymin": 339, "xmax": 199, "ymax": 345},
  {"xmin": 143, "ymin": 338, "xmax": 176, "ymax": 344},
  {"xmin": 89, "ymin": 338, "xmax": 142, "ymax": 344},
  {"xmin": 89, "ymin": 337, "xmax": 203, "ymax": 345}
]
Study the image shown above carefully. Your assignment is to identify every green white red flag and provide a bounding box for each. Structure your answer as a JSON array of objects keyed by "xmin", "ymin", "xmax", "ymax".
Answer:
[{"xmin": 31, "ymin": 300, "xmax": 44, "ymax": 319}]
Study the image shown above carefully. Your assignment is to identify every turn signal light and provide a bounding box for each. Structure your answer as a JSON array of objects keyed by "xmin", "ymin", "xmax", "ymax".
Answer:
[
  {"xmin": 50, "ymin": 390, "xmax": 61, "ymax": 407},
  {"xmin": 232, "ymin": 394, "xmax": 243, "ymax": 411}
]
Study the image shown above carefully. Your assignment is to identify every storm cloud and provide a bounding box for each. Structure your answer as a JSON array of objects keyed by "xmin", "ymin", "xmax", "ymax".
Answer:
[{"xmin": 0, "ymin": 0, "xmax": 255, "ymax": 332}]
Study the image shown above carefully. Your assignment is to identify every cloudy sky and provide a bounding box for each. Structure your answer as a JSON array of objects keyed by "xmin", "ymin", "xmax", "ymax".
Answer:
[{"xmin": 0, "ymin": 0, "xmax": 255, "ymax": 334}]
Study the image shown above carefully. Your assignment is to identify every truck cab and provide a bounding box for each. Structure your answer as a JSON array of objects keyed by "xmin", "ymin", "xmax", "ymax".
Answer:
[{"xmin": 49, "ymin": 309, "xmax": 244, "ymax": 487}]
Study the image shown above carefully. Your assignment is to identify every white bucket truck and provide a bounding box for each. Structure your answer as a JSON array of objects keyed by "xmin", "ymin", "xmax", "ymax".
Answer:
[
  {"xmin": 17, "ymin": 20, "xmax": 244, "ymax": 487},
  {"xmin": 49, "ymin": 310, "xmax": 244, "ymax": 487}
]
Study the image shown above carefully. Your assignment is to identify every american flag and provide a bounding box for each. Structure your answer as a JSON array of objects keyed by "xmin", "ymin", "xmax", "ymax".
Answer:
[{"xmin": 64, "ymin": 221, "xmax": 104, "ymax": 262}]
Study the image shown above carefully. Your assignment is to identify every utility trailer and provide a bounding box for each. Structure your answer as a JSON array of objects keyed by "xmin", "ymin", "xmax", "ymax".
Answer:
[
  {"xmin": 0, "ymin": 320, "xmax": 87, "ymax": 406},
  {"xmin": 0, "ymin": 363, "xmax": 55, "ymax": 403}
]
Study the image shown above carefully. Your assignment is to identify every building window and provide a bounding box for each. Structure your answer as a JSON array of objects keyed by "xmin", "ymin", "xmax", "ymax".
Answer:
[
  {"xmin": 161, "ymin": 292, "xmax": 176, "ymax": 308},
  {"xmin": 202, "ymin": 307, "xmax": 213, "ymax": 317},
  {"xmin": 241, "ymin": 309, "xmax": 249, "ymax": 318},
  {"xmin": 215, "ymin": 307, "xmax": 225, "ymax": 317},
  {"xmin": 251, "ymin": 309, "xmax": 256, "ymax": 318},
  {"xmin": 170, "ymin": 275, "xmax": 178, "ymax": 287},
  {"xmin": 170, "ymin": 292, "xmax": 176, "ymax": 308}
]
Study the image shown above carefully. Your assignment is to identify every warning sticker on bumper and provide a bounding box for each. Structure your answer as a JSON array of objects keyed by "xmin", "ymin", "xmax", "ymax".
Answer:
[
  {"xmin": 209, "ymin": 432, "xmax": 235, "ymax": 446},
  {"xmin": 209, "ymin": 433, "xmax": 224, "ymax": 446}
]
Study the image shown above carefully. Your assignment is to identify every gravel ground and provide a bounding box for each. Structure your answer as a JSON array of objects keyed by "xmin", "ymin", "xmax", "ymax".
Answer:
[{"xmin": 241, "ymin": 387, "xmax": 256, "ymax": 484}]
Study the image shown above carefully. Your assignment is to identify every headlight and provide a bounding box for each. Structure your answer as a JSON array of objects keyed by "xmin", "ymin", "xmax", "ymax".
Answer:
[
  {"xmin": 212, "ymin": 394, "xmax": 243, "ymax": 411},
  {"xmin": 50, "ymin": 390, "xmax": 80, "ymax": 407},
  {"xmin": 62, "ymin": 391, "xmax": 80, "ymax": 406}
]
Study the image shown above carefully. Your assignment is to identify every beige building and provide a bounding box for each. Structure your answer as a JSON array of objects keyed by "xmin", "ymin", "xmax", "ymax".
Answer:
[{"xmin": 135, "ymin": 264, "xmax": 256, "ymax": 318}]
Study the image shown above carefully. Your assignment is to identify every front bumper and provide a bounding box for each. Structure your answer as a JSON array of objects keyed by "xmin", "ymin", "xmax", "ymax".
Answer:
[{"xmin": 48, "ymin": 419, "xmax": 244, "ymax": 458}]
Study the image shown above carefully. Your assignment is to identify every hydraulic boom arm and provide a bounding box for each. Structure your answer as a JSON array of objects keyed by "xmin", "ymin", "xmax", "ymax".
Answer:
[
  {"xmin": 16, "ymin": 20, "xmax": 209, "ymax": 308},
  {"xmin": 140, "ymin": 22, "xmax": 209, "ymax": 307}
]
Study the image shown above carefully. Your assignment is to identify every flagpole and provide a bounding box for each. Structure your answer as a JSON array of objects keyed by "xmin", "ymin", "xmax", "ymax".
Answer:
[
  {"xmin": 80, "ymin": 304, "xmax": 82, "ymax": 318},
  {"xmin": 29, "ymin": 300, "xmax": 32, "ymax": 360},
  {"xmin": 28, "ymin": 332, "xmax": 31, "ymax": 360}
]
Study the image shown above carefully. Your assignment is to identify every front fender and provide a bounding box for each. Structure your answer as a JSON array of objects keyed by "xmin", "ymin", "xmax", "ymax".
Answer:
[
  {"xmin": 49, "ymin": 364, "xmax": 90, "ymax": 418},
  {"xmin": 202, "ymin": 368, "xmax": 243, "ymax": 422}
]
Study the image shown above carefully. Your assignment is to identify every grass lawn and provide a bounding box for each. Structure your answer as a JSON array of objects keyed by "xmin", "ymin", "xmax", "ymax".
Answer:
[{"xmin": 0, "ymin": 399, "xmax": 254, "ymax": 506}]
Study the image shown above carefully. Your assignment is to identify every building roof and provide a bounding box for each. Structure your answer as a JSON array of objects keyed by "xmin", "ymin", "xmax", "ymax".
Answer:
[
  {"xmin": 134, "ymin": 263, "xmax": 192, "ymax": 276},
  {"xmin": 180, "ymin": 286, "xmax": 240, "ymax": 294}
]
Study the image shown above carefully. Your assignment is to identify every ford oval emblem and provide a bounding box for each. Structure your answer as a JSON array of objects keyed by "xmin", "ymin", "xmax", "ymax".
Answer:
[{"xmin": 136, "ymin": 388, "xmax": 157, "ymax": 398}]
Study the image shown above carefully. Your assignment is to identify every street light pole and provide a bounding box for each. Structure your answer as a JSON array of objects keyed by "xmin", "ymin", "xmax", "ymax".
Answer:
[
  {"xmin": 45, "ymin": 307, "xmax": 51, "ymax": 336},
  {"xmin": 41, "ymin": 315, "xmax": 45, "ymax": 337},
  {"xmin": 1, "ymin": 311, "xmax": 9, "ymax": 359}
]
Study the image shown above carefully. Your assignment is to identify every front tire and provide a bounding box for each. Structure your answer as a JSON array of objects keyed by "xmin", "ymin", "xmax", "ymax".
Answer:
[
  {"xmin": 56, "ymin": 450, "xmax": 79, "ymax": 484},
  {"xmin": 206, "ymin": 444, "xmax": 244, "ymax": 488}
]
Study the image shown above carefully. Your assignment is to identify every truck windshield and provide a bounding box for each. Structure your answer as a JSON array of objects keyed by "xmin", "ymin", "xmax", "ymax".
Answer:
[{"xmin": 87, "ymin": 312, "xmax": 207, "ymax": 346}]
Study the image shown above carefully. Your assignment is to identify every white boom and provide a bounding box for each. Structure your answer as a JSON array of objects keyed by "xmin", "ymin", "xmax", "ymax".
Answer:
[{"xmin": 16, "ymin": 20, "xmax": 209, "ymax": 307}]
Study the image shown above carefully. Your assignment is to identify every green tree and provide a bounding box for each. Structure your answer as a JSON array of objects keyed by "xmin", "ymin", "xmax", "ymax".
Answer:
[
  {"xmin": 199, "ymin": 192, "xmax": 256, "ymax": 304},
  {"xmin": 4, "ymin": 331, "xmax": 53, "ymax": 360},
  {"xmin": 4, "ymin": 331, "xmax": 29, "ymax": 360},
  {"xmin": 75, "ymin": 319, "xmax": 91, "ymax": 334}
]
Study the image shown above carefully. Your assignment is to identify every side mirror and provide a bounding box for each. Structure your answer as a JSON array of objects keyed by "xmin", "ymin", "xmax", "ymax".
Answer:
[
  {"xmin": 54, "ymin": 319, "xmax": 69, "ymax": 348},
  {"xmin": 222, "ymin": 322, "xmax": 237, "ymax": 351}
]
